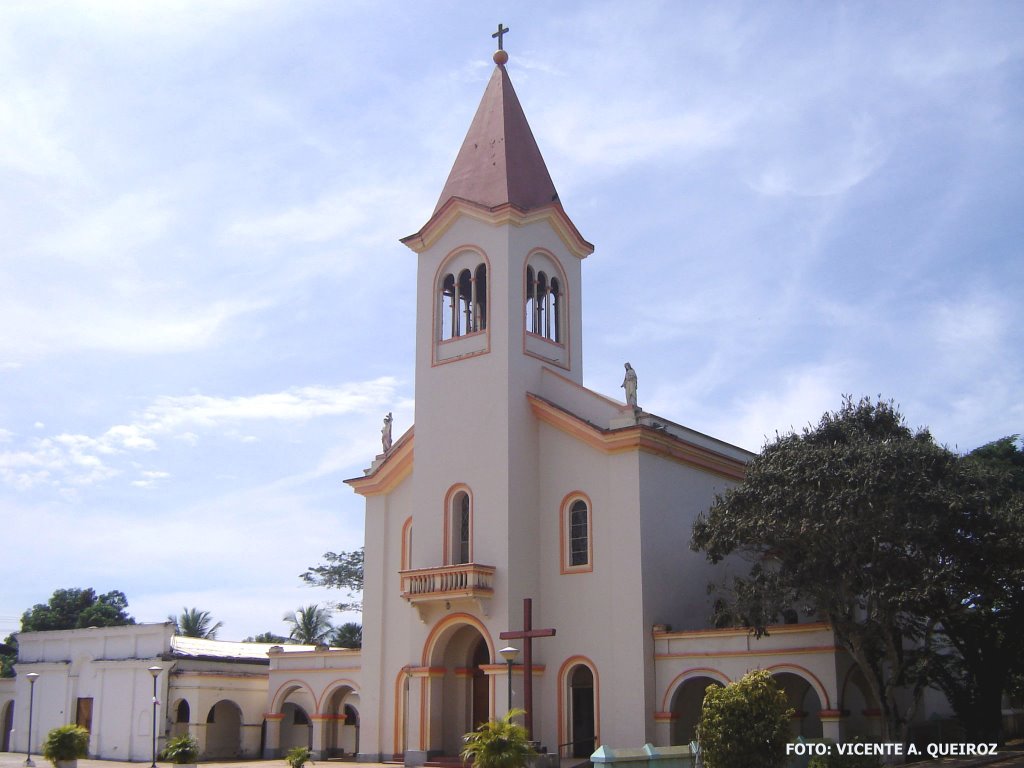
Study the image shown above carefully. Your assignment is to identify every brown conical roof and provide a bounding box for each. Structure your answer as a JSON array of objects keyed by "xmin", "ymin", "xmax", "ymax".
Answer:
[{"xmin": 434, "ymin": 63, "xmax": 559, "ymax": 214}]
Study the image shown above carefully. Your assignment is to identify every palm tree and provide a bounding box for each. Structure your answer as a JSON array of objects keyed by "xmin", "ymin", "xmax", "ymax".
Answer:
[
  {"xmin": 461, "ymin": 709, "xmax": 536, "ymax": 768},
  {"xmin": 283, "ymin": 604, "xmax": 333, "ymax": 645},
  {"xmin": 168, "ymin": 608, "xmax": 223, "ymax": 639},
  {"xmin": 330, "ymin": 622, "xmax": 362, "ymax": 649}
]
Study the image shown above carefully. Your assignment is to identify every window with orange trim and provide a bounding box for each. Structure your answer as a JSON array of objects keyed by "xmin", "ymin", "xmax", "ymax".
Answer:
[
  {"xmin": 447, "ymin": 488, "xmax": 473, "ymax": 565},
  {"xmin": 561, "ymin": 494, "xmax": 592, "ymax": 573},
  {"xmin": 400, "ymin": 516, "xmax": 413, "ymax": 571}
]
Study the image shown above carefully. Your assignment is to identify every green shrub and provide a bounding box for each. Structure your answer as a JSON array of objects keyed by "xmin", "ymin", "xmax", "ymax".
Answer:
[
  {"xmin": 461, "ymin": 709, "xmax": 537, "ymax": 768},
  {"xmin": 286, "ymin": 746, "xmax": 313, "ymax": 768},
  {"xmin": 42, "ymin": 725, "xmax": 90, "ymax": 764},
  {"xmin": 695, "ymin": 669, "xmax": 793, "ymax": 768},
  {"xmin": 160, "ymin": 735, "xmax": 200, "ymax": 764}
]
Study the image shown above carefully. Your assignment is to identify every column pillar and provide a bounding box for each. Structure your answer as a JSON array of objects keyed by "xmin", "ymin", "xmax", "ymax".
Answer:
[
  {"xmin": 819, "ymin": 710, "xmax": 844, "ymax": 742},
  {"xmin": 652, "ymin": 712, "xmax": 676, "ymax": 748},
  {"xmin": 311, "ymin": 715, "xmax": 330, "ymax": 760},
  {"xmin": 262, "ymin": 713, "xmax": 284, "ymax": 759}
]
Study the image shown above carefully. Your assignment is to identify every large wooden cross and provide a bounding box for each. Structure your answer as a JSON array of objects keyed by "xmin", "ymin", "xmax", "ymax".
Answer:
[{"xmin": 499, "ymin": 597, "xmax": 555, "ymax": 739}]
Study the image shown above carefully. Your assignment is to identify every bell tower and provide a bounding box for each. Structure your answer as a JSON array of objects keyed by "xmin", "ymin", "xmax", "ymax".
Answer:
[{"xmin": 399, "ymin": 40, "xmax": 593, "ymax": 620}]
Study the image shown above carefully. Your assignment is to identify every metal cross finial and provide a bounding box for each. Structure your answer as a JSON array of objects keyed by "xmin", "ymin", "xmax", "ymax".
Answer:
[{"xmin": 492, "ymin": 23, "xmax": 509, "ymax": 51}]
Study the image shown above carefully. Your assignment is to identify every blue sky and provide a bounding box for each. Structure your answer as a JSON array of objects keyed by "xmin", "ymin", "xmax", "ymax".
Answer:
[{"xmin": 1, "ymin": 1, "xmax": 1021, "ymax": 641}]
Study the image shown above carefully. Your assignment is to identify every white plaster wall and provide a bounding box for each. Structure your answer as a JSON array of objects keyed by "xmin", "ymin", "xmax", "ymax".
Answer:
[
  {"xmin": 11, "ymin": 624, "xmax": 175, "ymax": 760},
  {"xmin": 532, "ymin": 418, "xmax": 650, "ymax": 752}
]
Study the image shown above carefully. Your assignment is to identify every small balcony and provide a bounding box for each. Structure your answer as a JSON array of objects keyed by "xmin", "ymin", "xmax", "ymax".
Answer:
[{"xmin": 399, "ymin": 563, "xmax": 496, "ymax": 622}]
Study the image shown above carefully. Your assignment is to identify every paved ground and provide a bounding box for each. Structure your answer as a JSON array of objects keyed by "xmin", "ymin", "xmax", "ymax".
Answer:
[{"xmin": 2, "ymin": 751, "xmax": 1023, "ymax": 768}]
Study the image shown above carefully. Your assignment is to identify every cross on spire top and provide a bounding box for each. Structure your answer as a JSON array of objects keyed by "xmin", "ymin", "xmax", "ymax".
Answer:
[{"xmin": 492, "ymin": 23, "xmax": 509, "ymax": 51}]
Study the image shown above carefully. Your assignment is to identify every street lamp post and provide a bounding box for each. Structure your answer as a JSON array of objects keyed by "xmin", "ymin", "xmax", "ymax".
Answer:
[
  {"xmin": 24, "ymin": 672, "xmax": 39, "ymax": 768},
  {"xmin": 148, "ymin": 666, "xmax": 163, "ymax": 768},
  {"xmin": 498, "ymin": 646, "xmax": 519, "ymax": 714}
]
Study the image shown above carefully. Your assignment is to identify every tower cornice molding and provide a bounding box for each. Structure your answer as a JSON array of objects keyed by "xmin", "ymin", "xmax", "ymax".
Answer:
[{"xmin": 401, "ymin": 197, "xmax": 594, "ymax": 260}]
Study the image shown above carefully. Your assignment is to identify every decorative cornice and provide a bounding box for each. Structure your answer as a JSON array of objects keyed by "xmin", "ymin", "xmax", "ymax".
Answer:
[
  {"xmin": 401, "ymin": 198, "xmax": 593, "ymax": 260},
  {"xmin": 528, "ymin": 394, "xmax": 747, "ymax": 481},
  {"xmin": 345, "ymin": 428, "xmax": 414, "ymax": 497}
]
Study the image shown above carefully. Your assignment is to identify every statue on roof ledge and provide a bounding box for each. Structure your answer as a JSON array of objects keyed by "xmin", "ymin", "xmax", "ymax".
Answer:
[
  {"xmin": 622, "ymin": 363, "xmax": 638, "ymax": 408},
  {"xmin": 382, "ymin": 412, "xmax": 393, "ymax": 453}
]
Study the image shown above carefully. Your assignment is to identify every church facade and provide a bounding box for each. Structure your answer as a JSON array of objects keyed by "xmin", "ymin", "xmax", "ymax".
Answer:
[{"xmin": 334, "ymin": 46, "xmax": 879, "ymax": 761}]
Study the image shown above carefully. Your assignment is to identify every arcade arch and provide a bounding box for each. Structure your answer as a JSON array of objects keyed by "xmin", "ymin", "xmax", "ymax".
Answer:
[
  {"xmin": 772, "ymin": 670, "xmax": 824, "ymax": 739},
  {"xmin": 322, "ymin": 682, "xmax": 360, "ymax": 757},
  {"xmin": 205, "ymin": 699, "xmax": 243, "ymax": 758},
  {"xmin": 666, "ymin": 672, "xmax": 726, "ymax": 746}
]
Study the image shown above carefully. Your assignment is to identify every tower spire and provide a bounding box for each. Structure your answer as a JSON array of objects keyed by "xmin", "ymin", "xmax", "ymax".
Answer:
[{"xmin": 431, "ymin": 53, "xmax": 558, "ymax": 214}]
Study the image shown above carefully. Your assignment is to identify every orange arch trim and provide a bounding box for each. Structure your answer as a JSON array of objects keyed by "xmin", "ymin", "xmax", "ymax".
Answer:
[
  {"xmin": 766, "ymin": 663, "xmax": 832, "ymax": 710},
  {"xmin": 421, "ymin": 612, "xmax": 496, "ymax": 667},
  {"xmin": 661, "ymin": 667, "xmax": 731, "ymax": 712},
  {"xmin": 270, "ymin": 679, "xmax": 318, "ymax": 714}
]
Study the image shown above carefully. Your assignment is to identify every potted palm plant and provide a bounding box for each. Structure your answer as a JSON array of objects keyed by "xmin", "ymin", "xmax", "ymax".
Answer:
[
  {"xmin": 42, "ymin": 725, "xmax": 90, "ymax": 768},
  {"xmin": 160, "ymin": 734, "xmax": 200, "ymax": 768},
  {"xmin": 286, "ymin": 746, "xmax": 313, "ymax": 768},
  {"xmin": 462, "ymin": 709, "xmax": 537, "ymax": 768}
]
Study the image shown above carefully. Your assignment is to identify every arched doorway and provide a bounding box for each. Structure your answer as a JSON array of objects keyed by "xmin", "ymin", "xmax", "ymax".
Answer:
[
  {"xmin": 567, "ymin": 665, "xmax": 595, "ymax": 757},
  {"xmin": 424, "ymin": 620, "xmax": 493, "ymax": 756},
  {"xmin": 773, "ymin": 672, "xmax": 823, "ymax": 739},
  {"xmin": 206, "ymin": 700, "xmax": 243, "ymax": 758},
  {"xmin": 2, "ymin": 700, "xmax": 13, "ymax": 752},
  {"xmin": 668, "ymin": 675, "xmax": 725, "ymax": 746}
]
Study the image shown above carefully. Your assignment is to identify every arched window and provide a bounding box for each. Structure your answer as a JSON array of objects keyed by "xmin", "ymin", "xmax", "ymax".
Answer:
[
  {"xmin": 525, "ymin": 257, "xmax": 563, "ymax": 343},
  {"xmin": 447, "ymin": 487, "xmax": 473, "ymax": 565},
  {"xmin": 439, "ymin": 259, "xmax": 487, "ymax": 340},
  {"xmin": 401, "ymin": 516, "xmax": 413, "ymax": 571},
  {"xmin": 561, "ymin": 494, "xmax": 592, "ymax": 573}
]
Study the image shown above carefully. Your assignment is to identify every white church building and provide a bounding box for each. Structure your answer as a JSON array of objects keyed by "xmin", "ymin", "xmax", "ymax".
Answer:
[
  {"xmin": 332, "ymin": 43, "xmax": 877, "ymax": 761},
  {"xmin": 6, "ymin": 41, "xmax": 911, "ymax": 764}
]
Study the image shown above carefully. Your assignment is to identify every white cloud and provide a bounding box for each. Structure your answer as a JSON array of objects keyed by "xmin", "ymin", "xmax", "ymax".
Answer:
[{"xmin": 0, "ymin": 378, "xmax": 402, "ymax": 493}]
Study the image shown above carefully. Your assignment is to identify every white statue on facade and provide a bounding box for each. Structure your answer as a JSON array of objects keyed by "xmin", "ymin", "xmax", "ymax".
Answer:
[
  {"xmin": 621, "ymin": 362, "xmax": 638, "ymax": 408},
  {"xmin": 382, "ymin": 412, "xmax": 393, "ymax": 453}
]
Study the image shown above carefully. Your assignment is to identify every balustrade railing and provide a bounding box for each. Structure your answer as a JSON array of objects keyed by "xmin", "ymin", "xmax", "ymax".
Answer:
[{"xmin": 399, "ymin": 563, "xmax": 496, "ymax": 600}]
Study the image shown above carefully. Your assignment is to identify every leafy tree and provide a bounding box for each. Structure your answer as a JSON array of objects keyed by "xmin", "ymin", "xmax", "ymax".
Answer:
[
  {"xmin": 244, "ymin": 632, "xmax": 291, "ymax": 644},
  {"xmin": 300, "ymin": 548, "xmax": 364, "ymax": 612},
  {"xmin": 691, "ymin": 396, "xmax": 990, "ymax": 748},
  {"xmin": 330, "ymin": 622, "xmax": 362, "ymax": 649},
  {"xmin": 283, "ymin": 604, "xmax": 333, "ymax": 645},
  {"xmin": 695, "ymin": 670, "xmax": 792, "ymax": 768},
  {"xmin": 0, "ymin": 634, "xmax": 17, "ymax": 678},
  {"xmin": 461, "ymin": 709, "xmax": 536, "ymax": 768},
  {"xmin": 168, "ymin": 607, "xmax": 223, "ymax": 639},
  {"xmin": 21, "ymin": 588, "xmax": 135, "ymax": 631},
  {"xmin": 928, "ymin": 436, "xmax": 1024, "ymax": 743}
]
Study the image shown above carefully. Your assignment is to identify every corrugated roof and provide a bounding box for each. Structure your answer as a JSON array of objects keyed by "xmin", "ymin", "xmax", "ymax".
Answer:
[{"xmin": 169, "ymin": 636, "xmax": 318, "ymax": 660}]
